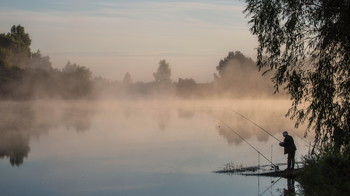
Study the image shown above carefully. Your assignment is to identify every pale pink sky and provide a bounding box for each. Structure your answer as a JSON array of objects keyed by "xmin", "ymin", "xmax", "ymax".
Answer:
[{"xmin": 0, "ymin": 0, "xmax": 257, "ymax": 82}]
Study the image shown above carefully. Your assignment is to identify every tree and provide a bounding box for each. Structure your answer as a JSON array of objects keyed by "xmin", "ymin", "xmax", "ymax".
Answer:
[
  {"xmin": 244, "ymin": 0, "xmax": 350, "ymax": 154},
  {"xmin": 216, "ymin": 51, "xmax": 255, "ymax": 78},
  {"xmin": 177, "ymin": 78, "xmax": 196, "ymax": 98},
  {"xmin": 153, "ymin": 60, "xmax": 171, "ymax": 84},
  {"xmin": 9, "ymin": 25, "xmax": 31, "ymax": 57},
  {"xmin": 0, "ymin": 25, "xmax": 96, "ymax": 99},
  {"xmin": 214, "ymin": 51, "xmax": 274, "ymax": 97},
  {"xmin": 0, "ymin": 25, "xmax": 31, "ymax": 68},
  {"xmin": 122, "ymin": 72, "xmax": 132, "ymax": 85},
  {"xmin": 62, "ymin": 61, "xmax": 92, "ymax": 80},
  {"xmin": 61, "ymin": 61, "xmax": 92, "ymax": 98},
  {"xmin": 29, "ymin": 50, "xmax": 52, "ymax": 71}
]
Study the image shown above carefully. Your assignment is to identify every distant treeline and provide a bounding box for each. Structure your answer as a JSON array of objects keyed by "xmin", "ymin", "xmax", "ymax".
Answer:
[
  {"xmin": 0, "ymin": 25, "xmax": 92, "ymax": 99},
  {"xmin": 0, "ymin": 25, "xmax": 280, "ymax": 100},
  {"xmin": 92, "ymin": 51, "xmax": 281, "ymax": 99}
]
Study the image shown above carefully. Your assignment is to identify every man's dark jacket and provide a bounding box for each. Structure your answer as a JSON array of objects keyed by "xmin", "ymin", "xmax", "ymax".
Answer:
[{"xmin": 280, "ymin": 135, "xmax": 297, "ymax": 154}]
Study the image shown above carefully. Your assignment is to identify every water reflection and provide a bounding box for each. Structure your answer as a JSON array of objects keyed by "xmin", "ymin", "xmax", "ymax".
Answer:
[
  {"xmin": 213, "ymin": 107, "xmax": 306, "ymax": 146},
  {"xmin": 0, "ymin": 100, "xmax": 307, "ymax": 195},
  {"xmin": 0, "ymin": 103, "xmax": 33, "ymax": 166},
  {"xmin": 0, "ymin": 100, "xmax": 309, "ymax": 167},
  {"xmin": 155, "ymin": 108, "xmax": 171, "ymax": 131},
  {"xmin": 62, "ymin": 105, "xmax": 93, "ymax": 132},
  {"xmin": 283, "ymin": 178, "xmax": 296, "ymax": 196},
  {"xmin": 0, "ymin": 131, "xmax": 30, "ymax": 166},
  {"xmin": 177, "ymin": 108, "xmax": 195, "ymax": 119},
  {"xmin": 0, "ymin": 101, "xmax": 94, "ymax": 166},
  {"xmin": 257, "ymin": 177, "xmax": 299, "ymax": 196}
]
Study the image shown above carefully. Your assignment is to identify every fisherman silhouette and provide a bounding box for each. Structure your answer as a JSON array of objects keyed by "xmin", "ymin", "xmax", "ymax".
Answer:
[{"xmin": 279, "ymin": 131, "xmax": 297, "ymax": 170}]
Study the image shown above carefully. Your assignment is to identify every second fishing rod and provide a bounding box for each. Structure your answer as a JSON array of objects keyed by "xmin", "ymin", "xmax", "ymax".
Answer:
[
  {"xmin": 225, "ymin": 108, "xmax": 282, "ymax": 143},
  {"xmin": 218, "ymin": 120, "xmax": 279, "ymax": 170},
  {"xmin": 225, "ymin": 107, "xmax": 312, "ymax": 146}
]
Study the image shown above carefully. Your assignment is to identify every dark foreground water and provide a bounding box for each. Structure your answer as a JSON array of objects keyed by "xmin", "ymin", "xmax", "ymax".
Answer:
[{"xmin": 0, "ymin": 100, "xmax": 309, "ymax": 195}]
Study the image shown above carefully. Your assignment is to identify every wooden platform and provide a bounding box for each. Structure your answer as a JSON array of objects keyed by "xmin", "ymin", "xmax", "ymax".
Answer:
[
  {"xmin": 214, "ymin": 163, "xmax": 303, "ymax": 179},
  {"xmin": 243, "ymin": 168, "xmax": 302, "ymax": 178}
]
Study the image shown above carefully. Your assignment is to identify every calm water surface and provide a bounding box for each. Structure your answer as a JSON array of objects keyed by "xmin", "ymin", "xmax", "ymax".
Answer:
[{"xmin": 0, "ymin": 100, "xmax": 310, "ymax": 195}]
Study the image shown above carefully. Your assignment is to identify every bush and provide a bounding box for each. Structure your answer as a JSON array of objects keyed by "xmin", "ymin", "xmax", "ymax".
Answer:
[{"xmin": 298, "ymin": 153, "xmax": 350, "ymax": 196}]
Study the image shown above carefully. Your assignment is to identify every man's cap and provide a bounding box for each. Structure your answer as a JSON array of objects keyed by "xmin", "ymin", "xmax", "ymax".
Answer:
[{"xmin": 282, "ymin": 131, "xmax": 288, "ymax": 136}]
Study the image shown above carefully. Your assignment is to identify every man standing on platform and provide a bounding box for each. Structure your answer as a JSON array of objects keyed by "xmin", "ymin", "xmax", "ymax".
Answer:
[{"xmin": 279, "ymin": 131, "xmax": 297, "ymax": 170}]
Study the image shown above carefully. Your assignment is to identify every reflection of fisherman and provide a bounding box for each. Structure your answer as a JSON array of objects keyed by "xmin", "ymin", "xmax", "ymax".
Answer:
[
  {"xmin": 283, "ymin": 178, "xmax": 295, "ymax": 196},
  {"xmin": 279, "ymin": 131, "xmax": 297, "ymax": 170}
]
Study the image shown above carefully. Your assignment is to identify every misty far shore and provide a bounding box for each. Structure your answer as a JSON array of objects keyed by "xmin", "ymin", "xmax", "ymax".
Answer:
[{"xmin": 0, "ymin": 25, "xmax": 286, "ymax": 100}]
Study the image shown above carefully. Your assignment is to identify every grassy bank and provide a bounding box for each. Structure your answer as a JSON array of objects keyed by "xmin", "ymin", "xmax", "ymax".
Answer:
[{"xmin": 297, "ymin": 153, "xmax": 350, "ymax": 196}]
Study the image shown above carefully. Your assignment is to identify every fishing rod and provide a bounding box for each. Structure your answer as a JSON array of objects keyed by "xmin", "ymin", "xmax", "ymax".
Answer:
[
  {"xmin": 218, "ymin": 120, "xmax": 279, "ymax": 170},
  {"xmin": 225, "ymin": 107, "xmax": 312, "ymax": 145},
  {"xmin": 225, "ymin": 108, "xmax": 282, "ymax": 143}
]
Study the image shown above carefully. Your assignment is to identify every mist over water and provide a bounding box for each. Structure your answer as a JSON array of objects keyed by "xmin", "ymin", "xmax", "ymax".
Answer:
[
  {"xmin": 0, "ymin": 3, "xmax": 314, "ymax": 194},
  {"xmin": 0, "ymin": 34, "xmax": 309, "ymax": 193},
  {"xmin": 0, "ymin": 98, "xmax": 310, "ymax": 195},
  {"xmin": 0, "ymin": 99, "xmax": 311, "ymax": 166}
]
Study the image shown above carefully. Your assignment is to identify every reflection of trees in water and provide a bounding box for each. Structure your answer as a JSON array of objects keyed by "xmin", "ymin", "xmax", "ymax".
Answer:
[
  {"xmin": 256, "ymin": 134, "xmax": 270, "ymax": 143},
  {"xmin": 217, "ymin": 125, "xmax": 245, "ymax": 145},
  {"xmin": 0, "ymin": 132, "xmax": 30, "ymax": 166},
  {"xmin": 155, "ymin": 101, "xmax": 301, "ymax": 144},
  {"xmin": 209, "ymin": 105, "xmax": 304, "ymax": 146},
  {"xmin": 0, "ymin": 102, "xmax": 94, "ymax": 166},
  {"xmin": 121, "ymin": 105, "xmax": 141, "ymax": 119},
  {"xmin": 155, "ymin": 108, "xmax": 171, "ymax": 132},
  {"xmin": 215, "ymin": 111, "xmax": 255, "ymax": 145},
  {"xmin": 0, "ymin": 103, "xmax": 33, "ymax": 166},
  {"xmin": 0, "ymin": 100, "xmax": 306, "ymax": 166},
  {"xmin": 122, "ymin": 106, "xmax": 132, "ymax": 119},
  {"xmin": 62, "ymin": 106, "xmax": 93, "ymax": 133},
  {"xmin": 177, "ymin": 108, "xmax": 195, "ymax": 119}
]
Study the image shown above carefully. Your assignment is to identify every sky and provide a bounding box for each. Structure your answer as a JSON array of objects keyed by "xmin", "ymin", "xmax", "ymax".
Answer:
[{"xmin": 0, "ymin": 0, "xmax": 257, "ymax": 82}]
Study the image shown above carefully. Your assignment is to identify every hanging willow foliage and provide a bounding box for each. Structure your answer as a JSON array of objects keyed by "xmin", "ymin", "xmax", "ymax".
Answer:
[{"xmin": 244, "ymin": 0, "xmax": 350, "ymax": 154}]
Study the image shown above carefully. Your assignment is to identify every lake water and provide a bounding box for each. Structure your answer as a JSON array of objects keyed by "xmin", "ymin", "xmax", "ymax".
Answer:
[{"xmin": 0, "ymin": 99, "xmax": 310, "ymax": 195}]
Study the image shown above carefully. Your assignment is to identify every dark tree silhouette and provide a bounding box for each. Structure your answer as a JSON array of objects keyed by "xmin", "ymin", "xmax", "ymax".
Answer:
[
  {"xmin": 0, "ymin": 25, "xmax": 94, "ymax": 99},
  {"xmin": 61, "ymin": 61, "xmax": 92, "ymax": 98},
  {"xmin": 29, "ymin": 50, "xmax": 52, "ymax": 71},
  {"xmin": 214, "ymin": 51, "xmax": 274, "ymax": 97},
  {"xmin": 0, "ymin": 25, "xmax": 31, "ymax": 68},
  {"xmin": 216, "ymin": 51, "xmax": 255, "ymax": 78},
  {"xmin": 153, "ymin": 59, "xmax": 171, "ymax": 84},
  {"xmin": 177, "ymin": 78, "xmax": 196, "ymax": 98},
  {"xmin": 123, "ymin": 72, "xmax": 132, "ymax": 85},
  {"xmin": 245, "ymin": 0, "xmax": 350, "ymax": 154}
]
